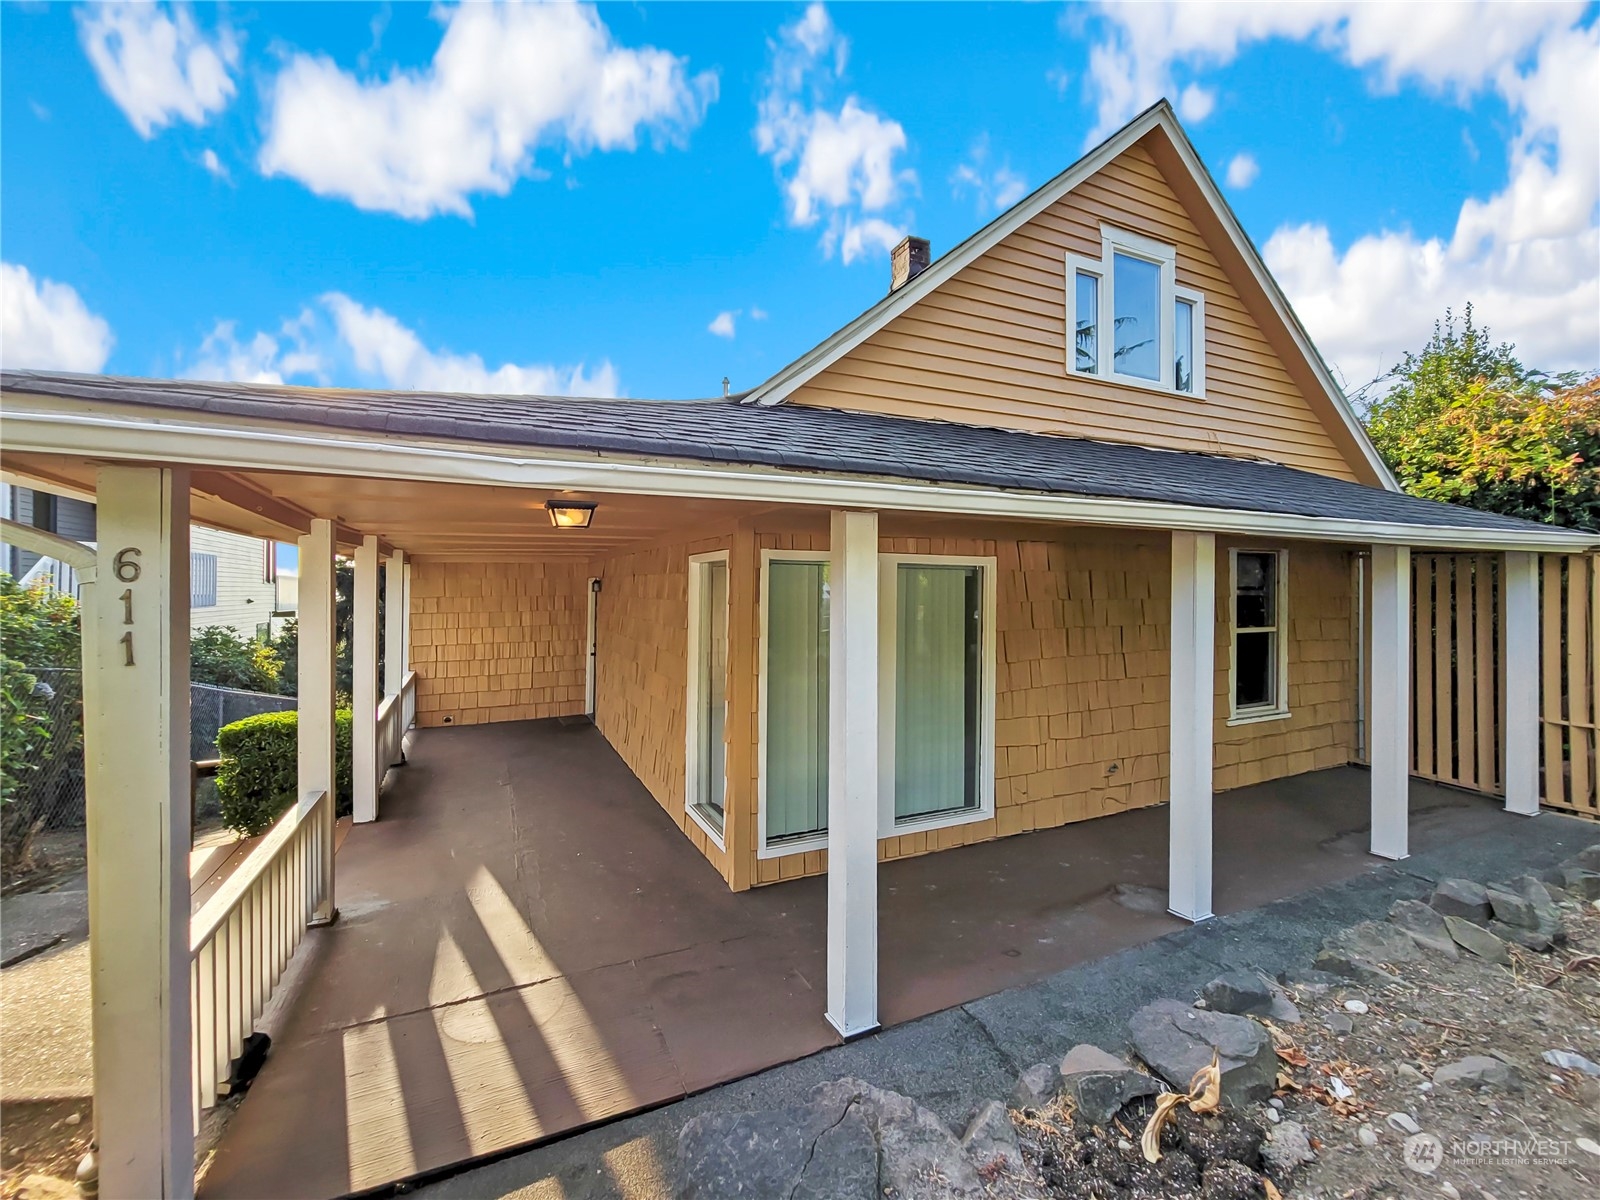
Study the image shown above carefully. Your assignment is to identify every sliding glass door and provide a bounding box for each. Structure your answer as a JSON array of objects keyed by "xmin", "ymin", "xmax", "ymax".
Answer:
[{"xmin": 888, "ymin": 561, "xmax": 985, "ymax": 821}]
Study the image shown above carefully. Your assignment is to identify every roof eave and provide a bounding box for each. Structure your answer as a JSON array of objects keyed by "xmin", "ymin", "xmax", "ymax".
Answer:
[
  {"xmin": 4, "ymin": 387, "xmax": 1592, "ymax": 555},
  {"xmin": 743, "ymin": 100, "xmax": 1399, "ymax": 493}
]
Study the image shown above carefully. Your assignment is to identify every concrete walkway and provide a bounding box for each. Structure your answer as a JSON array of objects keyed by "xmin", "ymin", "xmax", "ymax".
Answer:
[{"xmin": 415, "ymin": 806, "xmax": 1597, "ymax": 1200}]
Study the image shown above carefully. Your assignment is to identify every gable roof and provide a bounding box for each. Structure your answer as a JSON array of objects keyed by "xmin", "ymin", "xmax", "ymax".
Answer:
[
  {"xmin": 742, "ymin": 100, "xmax": 1396, "ymax": 492},
  {"xmin": 6, "ymin": 371, "xmax": 1592, "ymax": 553}
]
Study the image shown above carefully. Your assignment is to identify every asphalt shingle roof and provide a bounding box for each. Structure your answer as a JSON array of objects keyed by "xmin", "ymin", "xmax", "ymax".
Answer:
[{"xmin": 0, "ymin": 370, "xmax": 1575, "ymax": 537}]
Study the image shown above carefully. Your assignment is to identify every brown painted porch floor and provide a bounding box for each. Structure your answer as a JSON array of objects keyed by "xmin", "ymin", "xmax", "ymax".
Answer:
[{"xmin": 200, "ymin": 720, "xmax": 1504, "ymax": 1199}]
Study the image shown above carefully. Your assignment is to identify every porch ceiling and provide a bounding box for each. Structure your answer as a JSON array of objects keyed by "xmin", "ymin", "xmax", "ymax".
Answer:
[{"xmin": 2, "ymin": 451, "xmax": 772, "ymax": 560}]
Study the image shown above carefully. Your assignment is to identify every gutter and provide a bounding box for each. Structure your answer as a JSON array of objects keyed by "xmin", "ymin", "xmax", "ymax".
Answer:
[{"xmin": 2, "ymin": 401, "xmax": 1595, "ymax": 555}]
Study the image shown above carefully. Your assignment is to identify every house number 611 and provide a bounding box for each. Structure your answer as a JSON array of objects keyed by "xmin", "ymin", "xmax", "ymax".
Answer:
[{"xmin": 114, "ymin": 547, "xmax": 141, "ymax": 666}]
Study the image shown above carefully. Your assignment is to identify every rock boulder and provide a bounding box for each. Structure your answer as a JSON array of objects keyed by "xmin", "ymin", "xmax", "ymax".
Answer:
[{"xmin": 1129, "ymin": 999, "xmax": 1277, "ymax": 1106}]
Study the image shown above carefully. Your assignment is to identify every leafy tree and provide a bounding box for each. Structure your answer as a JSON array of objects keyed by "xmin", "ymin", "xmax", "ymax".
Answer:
[
  {"xmin": 0, "ymin": 574, "xmax": 80, "ymax": 669},
  {"xmin": 1362, "ymin": 307, "xmax": 1598, "ymax": 530},
  {"xmin": 191, "ymin": 626, "xmax": 285, "ymax": 693}
]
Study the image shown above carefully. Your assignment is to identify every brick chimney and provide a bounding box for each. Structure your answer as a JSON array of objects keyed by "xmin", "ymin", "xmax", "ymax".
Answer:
[{"xmin": 890, "ymin": 236, "xmax": 931, "ymax": 292}]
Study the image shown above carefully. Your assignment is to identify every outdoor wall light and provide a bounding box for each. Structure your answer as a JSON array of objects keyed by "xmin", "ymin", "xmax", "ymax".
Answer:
[{"xmin": 545, "ymin": 500, "xmax": 598, "ymax": 529}]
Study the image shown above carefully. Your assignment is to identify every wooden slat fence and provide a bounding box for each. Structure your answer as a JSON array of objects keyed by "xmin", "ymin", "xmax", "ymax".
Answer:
[
  {"xmin": 1540, "ymin": 553, "xmax": 1598, "ymax": 816},
  {"xmin": 1410, "ymin": 552, "xmax": 1598, "ymax": 818},
  {"xmin": 1411, "ymin": 554, "xmax": 1502, "ymax": 795}
]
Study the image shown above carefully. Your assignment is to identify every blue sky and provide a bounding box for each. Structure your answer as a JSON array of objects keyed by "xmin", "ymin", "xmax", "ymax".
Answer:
[{"xmin": 3, "ymin": 2, "xmax": 1596, "ymax": 401}]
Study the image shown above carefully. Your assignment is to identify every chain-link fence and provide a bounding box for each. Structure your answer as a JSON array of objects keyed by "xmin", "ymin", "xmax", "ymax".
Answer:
[{"xmin": 1, "ymin": 667, "xmax": 86, "ymax": 890}]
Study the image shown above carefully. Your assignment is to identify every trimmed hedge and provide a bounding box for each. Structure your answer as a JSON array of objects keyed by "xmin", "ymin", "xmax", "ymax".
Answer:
[{"xmin": 215, "ymin": 709, "xmax": 353, "ymax": 836}]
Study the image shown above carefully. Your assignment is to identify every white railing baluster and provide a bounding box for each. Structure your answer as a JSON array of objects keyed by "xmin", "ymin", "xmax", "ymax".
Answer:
[{"xmin": 190, "ymin": 790, "xmax": 332, "ymax": 1119}]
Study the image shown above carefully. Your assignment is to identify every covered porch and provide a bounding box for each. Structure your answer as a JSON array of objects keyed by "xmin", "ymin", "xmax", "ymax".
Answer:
[
  {"xmin": 201, "ymin": 718, "xmax": 1525, "ymax": 1199},
  {"xmin": 3, "ymin": 372, "xmax": 1595, "ymax": 1199}
]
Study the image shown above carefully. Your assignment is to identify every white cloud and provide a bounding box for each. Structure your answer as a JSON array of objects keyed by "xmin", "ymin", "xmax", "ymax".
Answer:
[
  {"xmin": 1046, "ymin": 66, "xmax": 1072, "ymax": 98},
  {"xmin": 181, "ymin": 295, "xmax": 621, "ymax": 396},
  {"xmin": 951, "ymin": 134, "xmax": 1028, "ymax": 215},
  {"xmin": 708, "ymin": 310, "xmax": 737, "ymax": 338},
  {"xmin": 1224, "ymin": 152, "xmax": 1259, "ymax": 189},
  {"xmin": 750, "ymin": 307, "xmax": 769, "ymax": 321},
  {"xmin": 185, "ymin": 313, "xmax": 321, "ymax": 385},
  {"xmin": 1176, "ymin": 82, "xmax": 1215, "ymax": 123},
  {"xmin": 259, "ymin": 2, "xmax": 717, "ymax": 220},
  {"xmin": 756, "ymin": 3, "xmax": 915, "ymax": 262},
  {"xmin": 0, "ymin": 263, "xmax": 114, "ymax": 372},
  {"xmin": 1083, "ymin": 2, "xmax": 1600, "ymax": 384},
  {"xmin": 200, "ymin": 148, "xmax": 229, "ymax": 181},
  {"xmin": 1082, "ymin": 1, "xmax": 1583, "ymax": 144},
  {"xmin": 76, "ymin": 2, "xmax": 238, "ymax": 138}
]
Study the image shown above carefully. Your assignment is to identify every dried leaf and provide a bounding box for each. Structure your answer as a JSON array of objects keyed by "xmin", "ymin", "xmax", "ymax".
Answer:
[
  {"xmin": 1275, "ymin": 1046, "xmax": 1309, "ymax": 1067},
  {"xmin": 1143, "ymin": 1050, "xmax": 1224, "ymax": 1160},
  {"xmin": 1263, "ymin": 1179, "xmax": 1284, "ymax": 1200},
  {"xmin": 1140, "ymin": 1092, "xmax": 1187, "ymax": 1163},
  {"xmin": 1188, "ymin": 1051, "xmax": 1222, "ymax": 1115}
]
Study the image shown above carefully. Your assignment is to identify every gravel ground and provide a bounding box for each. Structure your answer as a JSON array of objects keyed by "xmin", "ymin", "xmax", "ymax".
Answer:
[{"xmin": 1270, "ymin": 900, "xmax": 1600, "ymax": 1198}]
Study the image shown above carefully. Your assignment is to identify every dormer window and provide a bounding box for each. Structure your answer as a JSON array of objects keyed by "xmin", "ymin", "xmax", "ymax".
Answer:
[{"xmin": 1066, "ymin": 226, "xmax": 1205, "ymax": 398}]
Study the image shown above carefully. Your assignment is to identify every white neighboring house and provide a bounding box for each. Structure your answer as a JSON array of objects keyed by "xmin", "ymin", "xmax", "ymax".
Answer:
[{"xmin": 2, "ymin": 483, "xmax": 293, "ymax": 638}]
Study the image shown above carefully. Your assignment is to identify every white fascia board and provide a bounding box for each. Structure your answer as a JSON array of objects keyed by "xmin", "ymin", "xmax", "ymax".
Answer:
[
  {"xmin": 743, "ymin": 107, "xmax": 1168, "ymax": 408},
  {"xmin": 742, "ymin": 102, "xmax": 1398, "ymax": 493},
  {"xmin": 2, "ymin": 399, "xmax": 1595, "ymax": 554},
  {"xmin": 1157, "ymin": 123, "xmax": 1397, "ymax": 491}
]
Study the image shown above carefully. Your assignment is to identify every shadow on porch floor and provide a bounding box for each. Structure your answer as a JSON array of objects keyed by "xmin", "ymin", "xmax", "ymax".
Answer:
[{"xmin": 198, "ymin": 719, "xmax": 1508, "ymax": 1199}]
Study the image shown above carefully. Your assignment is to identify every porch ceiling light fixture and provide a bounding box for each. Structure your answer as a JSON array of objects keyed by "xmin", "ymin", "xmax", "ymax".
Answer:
[{"xmin": 545, "ymin": 500, "xmax": 598, "ymax": 529}]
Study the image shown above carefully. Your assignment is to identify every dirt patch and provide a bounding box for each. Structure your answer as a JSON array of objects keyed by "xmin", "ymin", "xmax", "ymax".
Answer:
[
  {"xmin": 994, "ymin": 889, "xmax": 1600, "ymax": 1198},
  {"xmin": 0, "ymin": 1099, "xmax": 91, "ymax": 1199},
  {"xmin": 1268, "ymin": 901, "xmax": 1600, "ymax": 1198}
]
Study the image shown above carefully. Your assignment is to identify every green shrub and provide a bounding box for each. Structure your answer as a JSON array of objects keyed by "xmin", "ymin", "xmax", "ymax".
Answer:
[
  {"xmin": 192, "ymin": 625, "xmax": 284, "ymax": 693},
  {"xmin": 215, "ymin": 709, "xmax": 352, "ymax": 836}
]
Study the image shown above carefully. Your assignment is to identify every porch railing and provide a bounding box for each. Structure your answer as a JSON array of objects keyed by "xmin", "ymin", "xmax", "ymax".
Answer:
[
  {"xmin": 17, "ymin": 554, "xmax": 82, "ymax": 598},
  {"xmin": 189, "ymin": 788, "xmax": 333, "ymax": 1123},
  {"xmin": 376, "ymin": 670, "xmax": 418, "ymax": 777}
]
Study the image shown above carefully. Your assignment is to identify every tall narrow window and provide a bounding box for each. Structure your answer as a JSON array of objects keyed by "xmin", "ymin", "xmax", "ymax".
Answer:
[
  {"xmin": 1232, "ymin": 550, "xmax": 1286, "ymax": 718},
  {"xmin": 688, "ymin": 554, "xmax": 729, "ymax": 837},
  {"xmin": 1112, "ymin": 252, "xmax": 1160, "ymax": 380},
  {"xmin": 892, "ymin": 563, "xmax": 983, "ymax": 821},
  {"xmin": 1074, "ymin": 271, "xmax": 1099, "ymax": 374},
  {"xmin": 764, "ymin": 558, "xmax": 830, "ymax": 846},
  {"xmin": 1174, "ymin": 297, "xmax": 1195, "ymax": 394}
]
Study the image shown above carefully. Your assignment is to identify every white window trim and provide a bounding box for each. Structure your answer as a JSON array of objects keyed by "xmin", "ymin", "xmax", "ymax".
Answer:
[
  {"xmin": 1174, "ymin": 285, "xmax": 1206, "ymax": 398},
  {"xmin": 877, "ymin": 553, "xmax": 998, "ymax": 837},
  {"xmin": 684, "ymin": 549, "xmax": 729, "ymax": 850},
  {"xmin": 1227, "ymin": 547, "xmax": 1291, "ymax": 725},
  {"xmin": 757, "ymin": 548, "xmax": 832, "ymax": 859},
  {"xmin": 1064, "ymin": 225, "xmax": 1206, "ymax": 400}
]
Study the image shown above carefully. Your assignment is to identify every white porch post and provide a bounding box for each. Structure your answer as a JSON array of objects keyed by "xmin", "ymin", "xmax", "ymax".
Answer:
[
  {"xmin": 384, "ymin": 549, "xmax": 406, "ymax": 699},
  {"xmin": 1502, "ymin": 551, "xmax": 1541, "ymax": 816},
  {"xmin": 85, "ymin": 466, "xmax": 194, "ymax": 1199},
  {"xmin": 827, "ymin": 509, "xmax": 879, "ymax": 1038},
  {"xmin": 1168, "ymin": 530, "xmax": 1216, "ymax": 922},
  {"xmin": 352, "ymin": 535, "xmax": 380, "ymax": 823},
  {"xmin": 298, "ymin": 518, "xmax": 337, "ymax": 922},
  {"xmin": 1369, "ymin": 544, "xmax": 1412, "ymax": 859}
]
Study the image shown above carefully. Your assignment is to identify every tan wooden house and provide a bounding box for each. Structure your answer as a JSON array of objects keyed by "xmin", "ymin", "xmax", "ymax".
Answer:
[{"xmin": 2, "ymin": 101, "xmax": 1595, "ymax": 1199}]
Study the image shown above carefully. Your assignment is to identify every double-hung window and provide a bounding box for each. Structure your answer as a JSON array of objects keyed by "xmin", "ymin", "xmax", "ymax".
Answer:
[
  {"xmin": 686, "ymin": 551, "xmax": 730, "ymax": 845},
  {"xmin": 1229, "ymin": 549, "xmax": 1289, "ymax": 723},
  {"xmin": 1067, "ymin": 226, "xmax": 1205, "ymax": 397}
]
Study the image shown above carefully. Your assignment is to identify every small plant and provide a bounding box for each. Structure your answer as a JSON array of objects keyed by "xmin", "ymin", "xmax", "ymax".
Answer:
[{"xmin": 215, "ymin": 709, "xmax": 352, "ymax": 836}]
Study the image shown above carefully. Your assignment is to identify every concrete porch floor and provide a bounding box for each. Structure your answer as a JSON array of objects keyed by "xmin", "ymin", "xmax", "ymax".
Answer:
[{"xmin": 200, "ymin": 719, "xmax": 1518, "ymax": 1199}]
